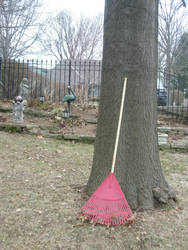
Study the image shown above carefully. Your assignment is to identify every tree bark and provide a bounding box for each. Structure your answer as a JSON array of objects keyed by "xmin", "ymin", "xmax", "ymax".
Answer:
[{"xmin": 86, "ymin": 0, "xmax": 176, "ymax": 210}]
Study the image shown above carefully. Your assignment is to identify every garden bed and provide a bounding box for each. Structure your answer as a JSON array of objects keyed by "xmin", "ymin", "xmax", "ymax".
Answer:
[{"xmin": 0, "ymin": 100, "xmax": 188, "ymax": 150}]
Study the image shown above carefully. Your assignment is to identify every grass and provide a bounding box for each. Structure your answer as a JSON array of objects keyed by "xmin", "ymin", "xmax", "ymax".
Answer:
[
  {"xmin": 0, "ymin": 131, "xmax": 188, "ymax": 250},
  {"xmin": 160, "ymin": 150, "xmax": 188, "ymax": 175}
]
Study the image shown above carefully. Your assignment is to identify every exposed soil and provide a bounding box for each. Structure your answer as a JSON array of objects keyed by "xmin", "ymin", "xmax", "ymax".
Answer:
[
  {"xmin": 0, "ymin": 100, "xmax": 98, "ymax": 136},
  {"xmin": 158, "ymin": 114, "xmax": 188, "ymax": 128},
  {"xmin": 0, "ymin": 100, "xmax": 188, "ymax": 145}
]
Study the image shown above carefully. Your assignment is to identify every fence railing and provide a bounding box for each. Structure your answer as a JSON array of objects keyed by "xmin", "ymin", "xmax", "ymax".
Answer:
[
  {"xmin": 157, "ymin": 70, "xmax": 188, "ymax": 121},
  {"xmin": 0, "ymin": 58, "xmax": 102, "ymax": 104},
  {"xmin": 0, "ymin": 58, "xmax": 188, "ymax": 121}
]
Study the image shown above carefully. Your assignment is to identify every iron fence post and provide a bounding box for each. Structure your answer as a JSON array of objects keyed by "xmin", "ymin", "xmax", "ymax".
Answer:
[{"xmin": 68, "ymin": 60, "xmax": 72, "ymax": 87}]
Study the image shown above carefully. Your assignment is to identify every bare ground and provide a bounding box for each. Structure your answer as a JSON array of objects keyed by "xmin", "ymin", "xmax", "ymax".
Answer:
[
  {"xmin": 0, "ymin": 100, "xmax": 98, "ymax": 137},
  {"xmin": 0, "ymin": 131, "xmax": 188, "ymax": 250},
  {"xmin": 1, "ymin": 101, "xmax": 188, "ymax": 144}
]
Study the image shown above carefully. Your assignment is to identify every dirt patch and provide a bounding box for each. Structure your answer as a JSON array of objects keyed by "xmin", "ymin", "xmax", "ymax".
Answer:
[
  {"xmin": 1, "ymin": 100, "xmax": 188, "ymax": 148},
  {"xmin": 0, "ymin": 100, "xmax": 98, "ymax": 137},
  {"xmin": 158, "ymin": 114, "xmax": 188, "ymax": 128},
  {"xmin": 0, "ymin": 132, "xmax": 188, "ymax": 249}
]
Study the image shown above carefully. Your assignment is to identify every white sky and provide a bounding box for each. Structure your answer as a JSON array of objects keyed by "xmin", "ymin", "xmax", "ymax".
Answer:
[
  {"xmin": 27, "ymin": 0, "xmax": 105, "ymax": 60},
  {"xmin": 43, "ymin": 0, "xmax": 105, "ymax": 17}
]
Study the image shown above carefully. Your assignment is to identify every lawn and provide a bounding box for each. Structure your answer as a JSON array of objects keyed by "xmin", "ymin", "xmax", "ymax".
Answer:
[{"xmin": 0, "ymin": 131, "xmax": 188, "ymax": 250}]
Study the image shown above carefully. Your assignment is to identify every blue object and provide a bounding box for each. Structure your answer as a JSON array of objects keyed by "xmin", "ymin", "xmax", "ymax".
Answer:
[{"xmin": 157, "ymin": 89, "xmax": 167, "ymax": 106}]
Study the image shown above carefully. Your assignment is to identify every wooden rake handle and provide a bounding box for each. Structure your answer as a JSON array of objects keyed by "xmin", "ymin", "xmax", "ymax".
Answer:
[{"xmin": 111, "ymin": 77, "xmax": 127, "ymax": 174}]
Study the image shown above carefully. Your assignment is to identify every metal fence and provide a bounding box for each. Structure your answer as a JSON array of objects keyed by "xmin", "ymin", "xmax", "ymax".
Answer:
[
  {"xmin": 0, "ymin": 58, "xmax": 188, "ymax": 121},
  {"xmin": 0, "ymin": 58, "xmax": 102, "ymax": 104},
  {"xmin": 157, "ymin": 70, "xmax": 188, "ymax": 122}
]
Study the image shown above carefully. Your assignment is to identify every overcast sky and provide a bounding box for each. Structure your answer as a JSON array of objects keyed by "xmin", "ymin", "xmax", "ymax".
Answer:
[
  {"xmin": 28, "ymin": 0, "xmax": 105, "ymax": 60},
  {"xmin": 43, "ymin": 0, "xmax": 105, "ymax": 17}
]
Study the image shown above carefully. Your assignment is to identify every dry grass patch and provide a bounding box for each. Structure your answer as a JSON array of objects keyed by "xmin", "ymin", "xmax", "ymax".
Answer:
[{"xmin": 0, "ymin": 131, "xmax": 188, "ymax": 250}]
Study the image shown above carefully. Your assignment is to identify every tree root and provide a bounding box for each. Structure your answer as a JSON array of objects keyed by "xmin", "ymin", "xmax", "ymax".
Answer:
[{"xmin": 153, "ymin": 186, "xmax": 177, "ymax": 205}]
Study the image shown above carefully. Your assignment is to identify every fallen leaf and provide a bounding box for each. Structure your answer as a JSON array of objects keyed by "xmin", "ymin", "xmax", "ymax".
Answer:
[{"xmin": 37, "ymin": 135, "xmax": 43, "ymax": 139}]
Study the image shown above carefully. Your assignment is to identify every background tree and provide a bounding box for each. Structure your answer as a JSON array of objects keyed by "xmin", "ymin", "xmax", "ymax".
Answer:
[
  {"xmin": 0, "ymin": 0, "xmax": 41, "ymax": 59},
  {"xmin": 181, "ymin": 0, "xmax": 186, "ymax": 7},
  {"xmin": 39, "ymin": 10, "xmax": 103, "ymax": 61},
  {"xmin": 172, "ymin": 32, "xmax": 188, "ymax": 96},
  {"xmin": 86, "ymin": 0, "xmax": 177, "ymax": 210},
  {"xmin": 158, "ymin": 0, "xmax": 186, "ymax": 72}
]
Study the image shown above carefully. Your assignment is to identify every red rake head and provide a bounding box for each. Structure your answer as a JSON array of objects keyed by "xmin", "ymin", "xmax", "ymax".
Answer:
[{"xmin": 79, "ymin": 173, "xmax": 134, "ymax": 226}]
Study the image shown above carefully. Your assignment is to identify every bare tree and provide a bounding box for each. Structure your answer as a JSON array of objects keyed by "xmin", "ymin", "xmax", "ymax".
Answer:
[
  {"xmin": 0, "ymin": 0, "xmax": 41, "ymax": 59},
  {"xmin": 39, "ymin": 10, "xmax": 103, "ymax": 61},
  {"xmin": 158, "ymin": 0, "xmax": 187, "ymax": 72},
  {"xmin": 181, "ymin": 0, "xmax": 186, "ymax": 7},
  {"xmin": 174, "ymin": 32, "xmax": 188, "ymax": 70}
]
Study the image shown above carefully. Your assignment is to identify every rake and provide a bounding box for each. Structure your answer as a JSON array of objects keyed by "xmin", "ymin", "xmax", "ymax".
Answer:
[{"xmin": 79, "ymin": 77, "xmax": 135, "ymax": 226}]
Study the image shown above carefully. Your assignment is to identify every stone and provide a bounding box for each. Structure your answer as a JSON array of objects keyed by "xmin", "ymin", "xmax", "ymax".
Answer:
[
  {"xmin": 19, "ymin": 78, "xmax": 29, "ymax": 101},
  {"xmin": 55, "ymin": 116, "xmax": 62, "ymax": 121},
  {"xmin": 13, "ymin": 77, "xmax": 29, "ymax": 122},
  {"xmin": 12, "ymin": 100, "xmax": 26, "ymax": 123},
  {"xmin": 158, "ymin": 133, "xmax": 168, "ymax": 145}
]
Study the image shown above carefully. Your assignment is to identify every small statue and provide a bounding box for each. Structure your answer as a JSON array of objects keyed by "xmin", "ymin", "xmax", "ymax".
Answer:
[
  {"xmin": 12, "ymin": 78, "xmax": 29, "ymax": 123},
  {"xmin": 12, "ymin": 96, "xmax": 26, "ymax": 123},
  {"xmin": 19, "ymin": 78, "xmax": 29, "ymax": 102}
]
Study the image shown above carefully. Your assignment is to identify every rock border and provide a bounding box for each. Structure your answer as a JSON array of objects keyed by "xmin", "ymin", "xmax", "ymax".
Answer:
[{"xmin": 0, "ymin": 122, "xmax": 187, "ymax": 150}]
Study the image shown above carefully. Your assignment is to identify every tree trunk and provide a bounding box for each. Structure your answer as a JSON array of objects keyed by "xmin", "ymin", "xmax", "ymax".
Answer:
[{"xmin": 86, "ymin": 0, "xmax": 176, "ymax": 210}]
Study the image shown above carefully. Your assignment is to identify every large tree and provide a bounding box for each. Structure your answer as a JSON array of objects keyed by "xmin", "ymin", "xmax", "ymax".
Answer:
[{"xmin": 86, "ymin": 0, "xmax": 177, "ymax": 210}]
